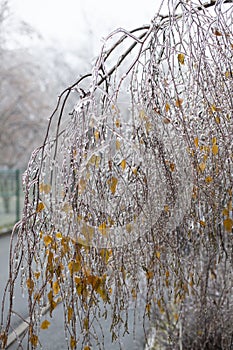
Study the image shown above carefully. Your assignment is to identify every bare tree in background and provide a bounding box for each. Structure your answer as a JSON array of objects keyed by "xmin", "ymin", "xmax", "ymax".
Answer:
[
  {"xmin": 0, "ymin": 0, "xmax": 77, "ymax": 170},
  {"xmin": 1, "ymin": 0, "xmax": 232, "ymax": 349},
  {"xmin": 0, "ymin": 47, "xmax": 75, "ymax": 169}
]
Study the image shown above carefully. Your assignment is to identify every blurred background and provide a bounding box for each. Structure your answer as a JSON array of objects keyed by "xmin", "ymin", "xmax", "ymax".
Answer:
[{"xmin": 0, "ymin": 0, "xmax": 157, "ymax": 229}]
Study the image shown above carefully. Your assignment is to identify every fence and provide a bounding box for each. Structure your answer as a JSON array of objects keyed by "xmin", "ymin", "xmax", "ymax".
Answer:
[{"xmin": 0, "ymin": 169, "xmax": 22, "ymax": 231}]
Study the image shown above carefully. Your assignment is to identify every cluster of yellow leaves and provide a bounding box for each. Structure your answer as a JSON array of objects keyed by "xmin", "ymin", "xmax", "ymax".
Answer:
[
  {"xmin": 194, "ymin": 136, "xmax": 219, "ymax": 177},
  {"xmin": 74, "ymin": 273, "xmax": 108, "ymax": 302}
]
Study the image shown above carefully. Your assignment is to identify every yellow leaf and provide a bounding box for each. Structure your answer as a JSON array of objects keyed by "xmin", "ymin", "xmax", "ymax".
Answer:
[
  {"xmin": 30, "ymin": 334, "xmax": 38, "ymax": 347},
  {"xmin": 212, "ymin": 144, "xmax": 218, "ymax": 155},
  {"xmin": 213, "ymin": 29, "xmax": 222, "ymax": 36},
  {"xmin": 115, "ymin": 119, "xmax": 121, "ymax": 128},
  {"xmin": 107, "ymin": 176, "xmax": 118, "ymax": 195},
  {"xmin": 139, "ymin": 110, "xmax": 147, "ymax": 120},
  {"xmin": 34, "ymin": 271, "xmax": 41, "ymax": 280},
  {"xmin": 121, "ymin": 159, "xmax": 126, "ymax": 170},
  {"xmin": 39, "ymin": 183, "xmax": 51, "ymax": 194},
  {"xmin": 84, "ymin": 346, "xmax": 91, "ymax": 350},
  {"xmin": 156, "ymin": 251, "xmax": 161, "ymax": 259},
  {"xmin": 169, "ymin": 163, "xmax": 175, "ymax": 172},
  {"xmin": 89, "ymin": 154, "xmax": 101, "ymax": 167},
  {"xmin": 178, "ymin": 53, "xmax": 185, "ymax": 64},
  {"xmin": 70, "ymin": 336, "xmax": 77, "ymax": 350},
  {"xmin": 215, "ymin": 116, "xmax": 220, "ymax": 124},
  {"xmin": 26, "ymin": 278, "xmax": 34, "ymax": 294},
  {"xmin": 98, "ymin": 222, "xmax": 108, "ymax": 236},
  {"xmin": 94, "ymin": 130, "xmax": 100, "ymax": 141},
  {"xmin": 83, "ymin": 317, "xmax": 89, "ymax": 331},
  {"xmin": 56, "ymin": 232, "xmax": 62, "ymax": 239},
  {"xmin": 78, "ymin": 177, "xmax": 86, "ymax": 193},
  {"xmin": 116, "ymin": 139, "xmax": 121, "ymax": 150},
  {"xmin": 43, "ymin": 235, "xmax": 53, "ymax": 247},
  {"xmin": 131, "ymin": 288, "xmax": 137, "ymax": 299},
  {"xmin": 146, "ymin": 270, "xmax": 154, "ymax": 279},
  {"xmin": 126, "ymin": 223, "xmax": 132, "ymax": 233},
  {"xmin": 224, "ymin": 218, "xmax": 233, "ymax": 232},
  {"xmin": 53, "ymin": 281, "xmax": 60, "ymax": 295},
  {"xmin": 62, "ymin": 203, "xmax": 72, "ymax": 213},
  {"xmin": 81, "ymin": 223, "xmax": 94, "ymax": 240},
  {"xmin": 200, "ymin": 220, "xmax": 206, "ymax": 227},
  {"xmin": 145, "ymin": 121, "xmax": 152, "ymax": 133},
  {"xmin": 163, "ymin": 117, "xmax": 171, "ymax": 124},
  {"xmin": 205, "ymin": 176, "xmax": 213, "ymax": 183},
  {"xmin": 175, "ymin": 98, "xmax": 183, "ymax": 108},
  {"xmin": 212, "ymin": 137, "xmax": 217, "ymax": 145},
  {"xmin": 36, "ymin": 202, "xmax": 45, "ymax": 212},
  {"xmin": 199, "ymin": 162, "xmax": 206, "ymax": 172},
  {"xmin": 211, "ymin": 104, "xmax": 222, "ymax": 112},
  {"xmin": 165, "ymin": 103, "xmax": 170, "ymax": 112},
  {"xmin": 40, "ymin": 320, "xmax": 51, "ymax": 330},
  {"xmin": 100, "ymin": 248, "xmax": 112, "ymax": 263},
  {"xmin": 194, "ymin": 137, "xmax": 199, "ymax": 148},
  {"xmin": 68, "ymin": 307, "xmax": 73, "ymax": 323},
  {"xmin": 68, "ymin": 260, "xmax": 81, "ymax": 275},
  {"xmin": 222, "ymin": 208, "xmax": 229, "ymax": 216},
  {"xmin": 146, "ymin": 303, "xmax": 151, "ymax": 314},
  {"xmin": 132, "ymin": 167, "xmax": 138, "ymax": 176}
]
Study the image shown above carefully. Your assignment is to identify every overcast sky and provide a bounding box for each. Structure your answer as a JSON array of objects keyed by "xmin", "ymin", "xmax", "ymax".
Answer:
[{"xmin": 12, "ymin": 0, "xmax": 158, "ymax": 53}]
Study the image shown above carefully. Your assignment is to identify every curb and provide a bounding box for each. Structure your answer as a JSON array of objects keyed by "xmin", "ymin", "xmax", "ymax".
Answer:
[{"xmin": 0, "ymin": 229, "xmax": 13, "ymax": 237}]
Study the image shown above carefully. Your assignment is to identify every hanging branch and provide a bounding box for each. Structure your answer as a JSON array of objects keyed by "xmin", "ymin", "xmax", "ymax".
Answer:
[{"xmin": 1, "ymin": 0, "xmax": 232, "ymax": 349}]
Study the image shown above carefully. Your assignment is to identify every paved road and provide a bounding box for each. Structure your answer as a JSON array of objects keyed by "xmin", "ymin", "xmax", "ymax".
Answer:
[{"xmin": 1, "ymin": 234, "xmax": 149, "ymax": 350}]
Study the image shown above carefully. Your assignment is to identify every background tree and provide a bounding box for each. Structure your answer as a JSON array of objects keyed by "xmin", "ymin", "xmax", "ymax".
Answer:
[
  {"xmin": 0, "ymin": 0, "xmax": 76, "ymax": 170},
  {"xmin": 1, "ymin": 0, "xmax": 232, "ymax": 349}
]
